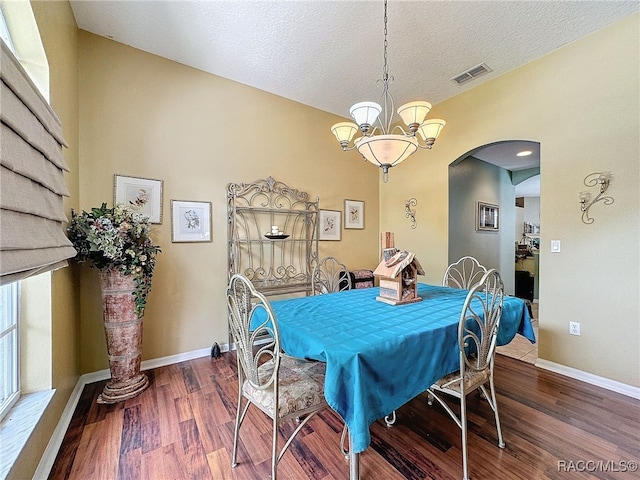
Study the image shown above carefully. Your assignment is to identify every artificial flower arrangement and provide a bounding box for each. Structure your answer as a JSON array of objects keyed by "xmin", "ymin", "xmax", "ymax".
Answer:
[{"xmin": 67, "ymin": 202, "xmax": 161, "ymax": 316}]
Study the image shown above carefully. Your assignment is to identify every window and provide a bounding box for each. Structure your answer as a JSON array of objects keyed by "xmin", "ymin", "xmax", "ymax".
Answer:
[
  {"xmin": 0, "ymin": 0, "xmax": 49, "ymax": 100},
  {"xmin": 0, "ymin": 8, "xmax": 16, "ymax": 53},
  {"xmin": 0, "ymin": 3, "xmax": 60, "ymax": 475},
  {"xmin": 0, "ymin": 3, "xmax": 20, "ymax": 424},
  {"xmin": 0, "ymin": 282, "xmax": 19, "ymax": 421},
  {"xmin": 0, "ymin": 0, "xmax": 56, "ymax": 422}
]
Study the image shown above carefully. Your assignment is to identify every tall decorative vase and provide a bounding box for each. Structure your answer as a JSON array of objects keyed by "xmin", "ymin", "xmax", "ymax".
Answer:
[{"xmin": 97, "ymin": 268, "xmax": 149, "ymax": 404}]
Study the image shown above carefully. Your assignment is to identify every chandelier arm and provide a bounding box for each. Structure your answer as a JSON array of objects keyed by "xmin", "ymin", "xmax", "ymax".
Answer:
[
  {"xmin": 390, "ymin": 125, "xmax": 434, "ymax": 150},
  {"xmin": 379, "ymin": 81, "xmax": 395, "ymax": 134},
  {"xmin": 415, "ymin": 141, "xmax": 435, "ymax": 150},
  {"xmin": 360, "ymin": 125, "xmax": 381, "ymax": 138},
  {"xmin": 340, "ymin": 144, "xmax": 360, "ymax": 152},
  {"xmin": 391, "ymin": 125, "xmax": 411, "ymax": 136}
]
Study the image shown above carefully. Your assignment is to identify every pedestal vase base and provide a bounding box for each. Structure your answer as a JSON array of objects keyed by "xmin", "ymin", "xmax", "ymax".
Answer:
[{"xmin": 97, "ymin": 373, "xmax": 149, "ymax": 404}]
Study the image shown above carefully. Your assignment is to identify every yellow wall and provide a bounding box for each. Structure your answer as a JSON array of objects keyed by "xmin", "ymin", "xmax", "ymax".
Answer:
[
  {"xmin": 380, "ymin": 14, "xmax": 640, "ymax": 387},
  {"xmin": 10, "ymin": 1, "xmax": 80, "ymax": 478},
  {"xmin": 14, "ymin": 4, "xmax": 638, "ymax": 476},
  {"xmin": 77, "ymin": 31, "xmax": 380, "ymax": 372}
]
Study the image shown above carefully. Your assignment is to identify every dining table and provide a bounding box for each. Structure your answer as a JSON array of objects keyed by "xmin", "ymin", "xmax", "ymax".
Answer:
[{"xmin": 264, "ymin": 282, "xmax": 536, "ymax": 479}]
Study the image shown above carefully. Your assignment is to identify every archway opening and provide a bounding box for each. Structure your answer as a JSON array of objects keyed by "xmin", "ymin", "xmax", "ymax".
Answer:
[{"xmin": 448, "ymin": 140, "xmax": 540, "ymax": 364}]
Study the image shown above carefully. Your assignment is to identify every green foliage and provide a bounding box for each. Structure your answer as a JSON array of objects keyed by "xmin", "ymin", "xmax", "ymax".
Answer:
[{"xmin": 67, "ymin": 203, "xmax": 161, "ymax": 316}]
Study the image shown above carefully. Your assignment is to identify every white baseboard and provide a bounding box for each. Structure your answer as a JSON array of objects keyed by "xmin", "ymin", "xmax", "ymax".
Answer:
[
  {"xmin": 32, "ymin": 383, "xmax": 84, "ymax": 479},
  {"xmin": 34, "ymin": 342, "xmax": 230, "ymax": 479},
  {"xmin": 78, "ymin": 346, "xmax": 220, "ymax": 384},
  {"xmin": 535, "ymin": 358, "xmax": 640, "ymax": 400}
]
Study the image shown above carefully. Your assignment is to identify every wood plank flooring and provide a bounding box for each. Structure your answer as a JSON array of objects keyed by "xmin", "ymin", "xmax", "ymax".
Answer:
[{"xmin": 49, "ymin": 352, "xmax": 640, "ymax": 479}]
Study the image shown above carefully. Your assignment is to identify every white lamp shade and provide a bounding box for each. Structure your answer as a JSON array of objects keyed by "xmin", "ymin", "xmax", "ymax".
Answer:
[
  {"xmin": 355, "ymin": 134, "xmax": 418, "ymax": 167},
  {"xmin": 417, "ymin": 119, "xmax": 446, "ymax": 142},
  {"xmin": 349, "ymin": 101, "xmax": 382, "ymax": 127},
  {"xmin": 397, "ymin": 101, "xmax": 432, "ymax": 126},
  {"xmin": 331, "ymin": 122, "xmax": 358, "ymax": 145}
]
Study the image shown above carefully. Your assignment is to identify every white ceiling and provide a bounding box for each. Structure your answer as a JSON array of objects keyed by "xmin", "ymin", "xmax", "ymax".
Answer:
[
  {"xmin": 473, "ymin": 140, "xmax": 541, "ymax": 196},
  {"xmin": 472, "ymin": 140, "xmax": 540, "ymax": 172},
  {"xmin": 69, "ymin": 0, "xmax": 638, "ymax": 195},
  {"xmin": 69, "ymin": 1, "xmax": 638, "ymax": 118}
]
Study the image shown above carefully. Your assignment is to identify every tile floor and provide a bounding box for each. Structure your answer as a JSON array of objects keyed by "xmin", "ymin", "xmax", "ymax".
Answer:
[{"xmin": 496, "ymin": 301, "xmax": 538, "ymax": 364}]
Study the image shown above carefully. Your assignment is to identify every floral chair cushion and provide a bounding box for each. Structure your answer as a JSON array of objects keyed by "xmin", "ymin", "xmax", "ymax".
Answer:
[
  {"xmin": 243, "ymin": 355, "xmax": 326, "ymax": 419},
  {"xmin": 432, "ymin": 368, "xmax": 490, "ymax": 394}
]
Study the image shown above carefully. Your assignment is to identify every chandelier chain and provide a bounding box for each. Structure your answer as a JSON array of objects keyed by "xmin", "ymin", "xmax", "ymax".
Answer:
[
  {"xmin": 383, "ymin": 0, "xmax": 388, "ymax": 82},
  {"xmin": 380, "ymin": 0, "xmax": 393, "ymax": 133}
]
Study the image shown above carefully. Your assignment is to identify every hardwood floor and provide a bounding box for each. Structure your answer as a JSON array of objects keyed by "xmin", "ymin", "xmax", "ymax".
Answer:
[{"xmin": 48, "ymin": 352, "xmax": 640, "ymax": 480}]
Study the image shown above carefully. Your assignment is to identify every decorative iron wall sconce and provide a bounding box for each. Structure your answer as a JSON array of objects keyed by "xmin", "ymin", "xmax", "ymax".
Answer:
[
  {"xmin": 579, "ymin": 172, "xmax": 613, "ymax": 224},
  {"xmin": 405, "ymin": 198, "xmax": 417, "ymax": 229}
]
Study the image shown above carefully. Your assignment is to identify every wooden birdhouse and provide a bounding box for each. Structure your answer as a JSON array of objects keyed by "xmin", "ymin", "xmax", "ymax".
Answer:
[{"xmin": 373, "ymin": 248, "xmax": 424, "ymax": 305}]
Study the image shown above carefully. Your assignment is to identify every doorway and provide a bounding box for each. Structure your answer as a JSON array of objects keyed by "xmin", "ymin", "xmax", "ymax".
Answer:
[{"xmin": 448, "ymin": 140, "xmax": 540, "ymax": 363}]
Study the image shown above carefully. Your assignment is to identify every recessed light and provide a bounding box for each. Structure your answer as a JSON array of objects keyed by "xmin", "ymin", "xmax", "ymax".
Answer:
[{"xmin": 517, "ymin": 150, "xmax": 533, "ymax": 157}]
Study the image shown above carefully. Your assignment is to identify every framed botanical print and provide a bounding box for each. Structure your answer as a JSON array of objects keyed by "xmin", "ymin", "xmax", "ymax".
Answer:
[
  {"xmin": 114, "ymin": 174, "xmax": 163, "ymax": 224},
  {"xmin": 171, "ymin": 200, "xmax": 212, "ymax": 242},
  {"xmin": 476, "ymin": 202, "xmax": 499, "ymax": 231},
  {"xmin": 318, "ymin": 209, "xmax": 341, "ymax": 241},
  {"xmin": 344, "ymin": 199, "xmax": 364, "ymax": 229}
]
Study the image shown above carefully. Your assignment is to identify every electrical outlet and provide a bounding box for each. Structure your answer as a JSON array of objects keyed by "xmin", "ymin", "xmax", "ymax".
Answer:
[{"xmin": 569, "ymin": 321, "xmax": 581, "ymax": 336}]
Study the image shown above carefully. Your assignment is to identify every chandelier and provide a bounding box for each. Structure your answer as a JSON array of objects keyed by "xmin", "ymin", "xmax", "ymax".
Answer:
[{"xmin": 330, "ymin": 0, "xmax": 446, "ymax": 182}]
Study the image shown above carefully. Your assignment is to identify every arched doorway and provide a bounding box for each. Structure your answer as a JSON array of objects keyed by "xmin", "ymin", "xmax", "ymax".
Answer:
[{"xmin": 448, "ymin": 140, "xmax": 540, "ymax": 363}]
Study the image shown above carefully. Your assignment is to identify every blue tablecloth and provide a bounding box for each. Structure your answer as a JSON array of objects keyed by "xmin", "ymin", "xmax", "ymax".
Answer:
[{"xmin": 264, "ymin": 283, "xmax": 535, "ymax": 453}]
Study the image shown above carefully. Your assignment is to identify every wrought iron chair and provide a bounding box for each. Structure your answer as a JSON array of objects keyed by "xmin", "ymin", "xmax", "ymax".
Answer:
[
  {"xmin": 442, "ymin": 256, "xmax": 487, "ymax": 289},
  {"xmin": 227, "ymin": 274, "xmax": 328, "ymax": 479},
  {"xmin": 428, "ymin": 269, "xmax": 505, "ymax": 480},
  {"xmin": 311, "ymin": 256, "xmax": 352, "ymax": 295},
  {"xmin": 383, "ymin": 255, "xmax": 487, "ymax": 429}
]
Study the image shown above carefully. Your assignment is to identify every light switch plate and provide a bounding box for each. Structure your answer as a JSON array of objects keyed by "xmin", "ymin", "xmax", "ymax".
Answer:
[{"xmin": 551, "ymin": 240, "xmax": 561, "ymax": 253}]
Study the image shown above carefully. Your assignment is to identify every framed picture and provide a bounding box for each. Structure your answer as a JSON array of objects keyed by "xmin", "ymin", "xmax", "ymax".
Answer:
[
  {"xmin": 344, "ymin": 199, "xmax": 365, "ymax": 229},
  {"xmin": 477, "ymin": 202, "xmax": 499, "ymax": 231},
  {"xmin": 318, "ymin": 209, "xmax": 341, "ymax": 241},
  {"xmin": 114, "ymin": 174, "xmax": 163, "ymax": 224},
  {"xmin": 171, "ymin": 200, "xmax": 212, "ymax": 243}
]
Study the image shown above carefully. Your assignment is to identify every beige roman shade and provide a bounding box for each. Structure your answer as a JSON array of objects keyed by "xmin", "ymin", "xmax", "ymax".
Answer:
[{"xmin": 0, "ymin": 39, "xmax": 76, "ymax": 285}]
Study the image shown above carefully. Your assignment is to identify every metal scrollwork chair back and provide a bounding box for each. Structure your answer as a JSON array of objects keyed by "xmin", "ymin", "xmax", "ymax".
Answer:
[
  {"xmin": 443, "ymin": 255, "xmax": 488, "ymax": 290},
  {"xmin": 227, "ymin": 274, "xmax": 327, "ymax": 479},
  {"xmin": 312, "ymin": 256, "xmax": 351, "ymax": 295},
  {"xmin": 428, "ymin": 268, "xmax": 505, "ymax": 480}
]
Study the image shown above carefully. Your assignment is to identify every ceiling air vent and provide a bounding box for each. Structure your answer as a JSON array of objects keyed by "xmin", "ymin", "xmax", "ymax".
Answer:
[{"xmin": 451, "ymin": 63, "xmax": 492, "ymax": 86}]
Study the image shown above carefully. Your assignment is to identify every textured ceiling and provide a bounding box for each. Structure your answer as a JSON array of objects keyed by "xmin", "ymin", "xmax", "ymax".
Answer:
[
  {"xmin": 69, "ymin": 1, "xmax": 638, "ymax": 191},
  {"xmin": 69, "ymin": 1, "xmax": 638, "ymax": 118}
]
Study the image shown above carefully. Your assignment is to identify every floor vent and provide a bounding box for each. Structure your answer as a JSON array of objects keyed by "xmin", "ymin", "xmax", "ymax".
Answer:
[{"xmin": 451, "ymin": 63, "xmax": 492, "ymax": 85}]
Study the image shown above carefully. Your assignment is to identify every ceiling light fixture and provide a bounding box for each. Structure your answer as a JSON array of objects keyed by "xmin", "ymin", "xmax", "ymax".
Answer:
[
  {"xmin": 516, "ymin": 150, "xmax": 533, "ymax": 157},
  {"xmin": 330, "ymin": 0, "xmax": 445, "ymax": 183}
]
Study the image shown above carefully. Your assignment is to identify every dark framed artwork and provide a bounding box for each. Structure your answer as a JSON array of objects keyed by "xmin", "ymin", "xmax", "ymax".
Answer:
[{"xmin": 476, "ymin": 202, "xmax": 499, "ymax": 231}]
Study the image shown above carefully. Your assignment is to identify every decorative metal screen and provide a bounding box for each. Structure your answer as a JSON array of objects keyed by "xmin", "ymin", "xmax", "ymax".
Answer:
[{"xmin": 227, "ymin": 177, "xmax": 319, "ymax": 296}]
